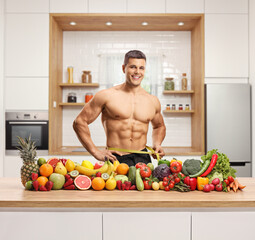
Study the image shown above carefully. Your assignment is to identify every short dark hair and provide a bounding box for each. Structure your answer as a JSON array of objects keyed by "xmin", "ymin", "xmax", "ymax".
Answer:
[{"xmin": 124, "ymin": 50, "xmax": 146, "ymax": 65}]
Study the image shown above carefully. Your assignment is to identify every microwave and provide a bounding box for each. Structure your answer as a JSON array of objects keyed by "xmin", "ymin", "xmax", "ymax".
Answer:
[{"xmin": 6, "ymin": 111, "xmax": 49, "ymax": 150}]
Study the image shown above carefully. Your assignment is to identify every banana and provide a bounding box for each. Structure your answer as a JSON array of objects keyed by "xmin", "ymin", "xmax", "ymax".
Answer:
[
  {"xmin": 75, "ymin": 161, "xmax": 109, "ymax": 177},
  {"xmin": 106, "ymin": 161, "xmax": 114, "ymax": 176},
  {"xmin": 113, "ymin": 160, "xmax": 120, "ymax": 172}
]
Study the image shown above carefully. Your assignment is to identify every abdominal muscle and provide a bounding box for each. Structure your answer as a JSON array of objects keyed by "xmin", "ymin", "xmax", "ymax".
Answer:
[{"xmin": 103, "ymin": 117, "xmax": 149, "ymax": 154}]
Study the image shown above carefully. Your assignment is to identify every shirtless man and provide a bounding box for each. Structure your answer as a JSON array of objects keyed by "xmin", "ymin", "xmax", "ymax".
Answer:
[{"xmin": 73, "ymin": 50, "xmax": 166, "ymax": 166}]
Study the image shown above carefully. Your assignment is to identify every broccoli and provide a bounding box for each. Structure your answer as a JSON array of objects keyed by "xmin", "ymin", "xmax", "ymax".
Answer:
[{"xmin": 182, "ymin": 159, "xmax": 202, "ymax": 176}]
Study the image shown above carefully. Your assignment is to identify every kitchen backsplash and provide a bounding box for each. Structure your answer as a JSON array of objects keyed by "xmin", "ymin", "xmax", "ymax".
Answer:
[{"xmin": 62, "ymin": 31, "xmax": 191, "ymax": 147}]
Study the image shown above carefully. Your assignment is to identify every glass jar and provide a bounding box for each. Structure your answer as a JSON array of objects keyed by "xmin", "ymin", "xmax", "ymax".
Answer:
[
  {"xmin": 185, "ymin": 104, "xmax": 190, "ymax": 110},
  {"xmin": 181, "ymin": 73, "xmax": 187, "ymax": 90},
  {"xmin": 67, "ymin": 92, "xmax": 77, "ymax": 103},
  {"xmin": 85, "ymin": 93, "xmax": 93, "ymax": 103},
  {"xmin": 82, "ymin": 71, "xmax": 92, "ymax": 83},
  {"xmin": 172, "ymin": 104, "xmax": 176, "ymax": 110},
  {"xmin": 166, "ymin": 104, "xmax": 170, "ymax": 111},
  {"xmin": 164, "ymin": 78, "xmax": 175, "ymax": 90},
  {"xmin": 179, "ymin": 104, "xmax": 183, "ymax": 110}
]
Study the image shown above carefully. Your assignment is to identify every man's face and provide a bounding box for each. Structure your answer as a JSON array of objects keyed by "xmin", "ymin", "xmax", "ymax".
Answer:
[{"xmin": 122, "ymin": 58, "xmax": 146, "ymax": 87}]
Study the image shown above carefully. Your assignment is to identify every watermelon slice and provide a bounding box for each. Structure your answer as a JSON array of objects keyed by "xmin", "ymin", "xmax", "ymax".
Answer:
[
  {"xmin": 47, "ymin": 157, "xmax": 60, "ymax": 171},
  {"xmin": 74, "ymin": 175, "xmax": 91, "ymax": 190}
]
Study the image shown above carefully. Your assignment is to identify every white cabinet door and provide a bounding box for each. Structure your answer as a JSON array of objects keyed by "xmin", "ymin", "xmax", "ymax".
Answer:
[
  {"xmin": 166, "ymin": 0, "xmax": 204, "ymax": 13},
  {"xmin": 192, "ymin": 212, "xmax": 255, "ymax": 240},
  {"xmin": 5, "ymin": 77, "xmax": 49, "ymax": 110},
  {"xmin": 89, "ymin": 0, "xmax": 126, "ymax": 13},
  {"xmin": 5, "ymin": 14, "xmax": 49, "ymax": 77},
  {"xmin": 127, "ymin": 0, "xmax": 165, "ymax": 13},
  {"xmin": 205, "ymin": 14, "xmax": 248, "ymax": 78},
  {"xmin": 5, "ymin": 0, "xmax": 49, "ymax": 13},
  {"xmin": 4, "ymin": 156, "xmax": 22, "ymax": 177},
  {"xmin": 103, "ymin": 212, "xmax": 191, "ymax": 240},
  {"xmin": 0, "ymin": 212, "xmax": 102, "ymax": 240},
  {"xmin": 50, "ymin": 0, "xmax": 88, "ymax": 13},
  {"xmin": 205, "ymin": 0, "xmax": 248, "ymax": 14}
]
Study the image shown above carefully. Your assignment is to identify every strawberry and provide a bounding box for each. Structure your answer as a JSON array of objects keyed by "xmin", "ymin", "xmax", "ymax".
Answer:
[
  {"xmin": 125, "ymin": 181, "xmax": 131, "ymax": 190},
  {"xmin": 122, "ymin": 183, "xmax": 126, "ymax": 191},
  {"xmin": 116, "ymin": 180, "xmax": 122, "ymax": 190},
  {"xmin": 129, "ymin": 185, "xmax": 136, "ymax": 190},
  {"xmin": 65, "ymin": 174, "xmax": 71, "ymax": 181},
  {"xmin": 64, "ymin": 184, "xmax": 75, "ymax": 190},
  {"xmin": 32, "ymin": 180, "xmax": 39, "ymax": 191},
  {"xmin": 96, "ymin": 172, "xmax": 102, "ymax": 177},
  {"xmin": 45, "ymin": 181, "xmax": 53, "ymax": 191},
  {"xmin": 31, "ymin": 173, "xmax": 38, "ymax": 181},
  {"xmin": 64, "ymin": 178, "xmax": 74, "ymax": 188},
  {"xmin": 39, "ymin": 185, "xmax": 47, "ymax": 191}
]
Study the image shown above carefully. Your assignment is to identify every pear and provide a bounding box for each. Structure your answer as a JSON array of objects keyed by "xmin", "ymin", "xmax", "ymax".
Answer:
[{"xmin": 54, "ymin": 161, "xmax": 67, "ymax": 175}]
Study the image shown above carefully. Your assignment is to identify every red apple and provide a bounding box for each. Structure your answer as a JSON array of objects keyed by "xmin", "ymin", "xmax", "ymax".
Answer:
[{"xmin": 94, "ymin": 161, "xmax": 104, "ymax": 169}]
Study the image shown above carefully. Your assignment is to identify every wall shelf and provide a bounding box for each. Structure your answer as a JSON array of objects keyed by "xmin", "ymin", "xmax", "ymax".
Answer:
[
  {"xmin": 163, "ymin": 90, "xmax": 194, "ymax": 94},
  {"xmin": 163, "ymin": 110, "xmax": 194, "ymax": 113},
  {"xmin": 59, "ymin": 83, "xmax": 99, "ymax": 87}
]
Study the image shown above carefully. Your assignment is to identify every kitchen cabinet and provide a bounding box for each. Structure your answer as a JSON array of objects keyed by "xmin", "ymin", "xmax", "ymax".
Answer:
[
  {"xmin": 192, "ymin": 212, "xmax": 255, "ymax": 240},
  {"xmin": 89, "ymin": 0, "xmax": 126, "ymax": 13},
  {"xmin": 127, "ymin": 0, "xmax": 165, "ymax": 13},
  {"xmin": 5, "ymin": 14, "xmax": 49, "ymax": 77},
  {"xmin": 4, "ymin": 156, "xmax": 21, "ymax": 177},
  {"xmin": 166, "ymin": 0, "xmax": 204, "ymax": 13},
  {"xmin": 50, "ymin": 0, "xmax": 88, "ymax": 13},
  {"xmin": 205, "ymin": 0, "xmax": 248, "ymax": 14},
  {"xmin": 5, "ymin": 0, "xmax": 49, "ymax": 13},
  {"xmin": 0, "ymin": 212, "xmax": 102, "ymax": 240},
  {"xmin": 205, "ymin": 14, "xmax": 248, "ymax": 78},
  {"xmin": 103, "ymin": 212, "xmax": 190, "ymax": 240},
  {"xmin": 5, "ymin": 77, "xmax": 48, "ymax": 110}
]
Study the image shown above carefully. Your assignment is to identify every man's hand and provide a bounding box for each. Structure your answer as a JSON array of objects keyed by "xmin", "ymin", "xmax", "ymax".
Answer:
[
  {"xmin": 152, "ymin": 145, "xmax": 165, "ymax": 159},
  {"xmin": 93, "ymin": 149, "xmax": 120, "ymax": 162}
]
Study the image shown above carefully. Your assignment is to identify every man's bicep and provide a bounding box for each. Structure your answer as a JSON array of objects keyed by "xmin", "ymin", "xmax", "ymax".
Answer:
[{"xmin": 151, "ymin": 112, "xmax": 165, "ymax": 129}]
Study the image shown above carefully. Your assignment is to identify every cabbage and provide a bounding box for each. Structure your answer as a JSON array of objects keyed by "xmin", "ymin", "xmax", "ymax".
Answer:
[{"xmin": 152, "ymin": 164, "xmax": 171, "ymax": 181}]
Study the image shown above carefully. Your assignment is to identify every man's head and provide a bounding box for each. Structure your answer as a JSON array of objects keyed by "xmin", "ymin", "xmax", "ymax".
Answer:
[{"xmin": 122, "ymin": 50, "xmax": 146, "ymax": 87}]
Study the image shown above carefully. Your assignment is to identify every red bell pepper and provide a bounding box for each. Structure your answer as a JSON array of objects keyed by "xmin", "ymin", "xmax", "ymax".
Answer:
[
  {"xmin": 200, "ymin": 154, "xmax": 218, "ymax": 177},
  {"xmin": 184, "ymin": 176, "xmax": 197, "ymax": 191}
]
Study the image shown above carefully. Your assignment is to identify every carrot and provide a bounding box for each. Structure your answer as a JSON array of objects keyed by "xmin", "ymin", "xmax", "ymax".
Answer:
[
  {"xmin": 236, "ymin": 180, "xmax": 246, "ymax": 190},
  {"xmin": 229, "ymin": 182, "xmax": 234, "ymax": 188},
  {"xmin": 227, "ymin": 186, "xmax": 231, "ymax": 192}
]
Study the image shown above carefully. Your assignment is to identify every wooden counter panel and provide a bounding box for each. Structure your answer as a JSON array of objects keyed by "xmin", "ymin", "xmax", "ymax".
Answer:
[{"xmin": 0, "ymin": 178, "xmax": 255, "ymax": 208}]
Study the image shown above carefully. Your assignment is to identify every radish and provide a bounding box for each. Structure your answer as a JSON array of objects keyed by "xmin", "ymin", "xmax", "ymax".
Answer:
[
  {"xmin": 215, "ymin": 184, "xmax": 223, "ymax": 192},
  {"xmin": 212, "ymin": 178, "xmax": 220, "ymax": 186},
  {"xmin": 203, "ymin": 184, "xmax": 211, "ymax": 192},
  {"xmin": 209, "ymin": 183, "xmax": 215, "ymax": 191}
]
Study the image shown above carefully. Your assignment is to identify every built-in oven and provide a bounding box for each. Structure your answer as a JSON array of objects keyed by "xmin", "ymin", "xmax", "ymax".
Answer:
[{"xmin": 6, "ymin": 112, "xmax": 48, "ymax": 150}]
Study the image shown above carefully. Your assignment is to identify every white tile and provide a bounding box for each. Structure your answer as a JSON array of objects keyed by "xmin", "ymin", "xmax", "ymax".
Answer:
[
  {"xmin": 88, "ymin": 0, "xmax": 126, "ymax": 13},
  {"xmin": 5, "ymin": 77, "xmax": 49, "ymax": 110},
  {"xmin": 205, "ymin": 0, "xmax": 248, "ymax": 14},
  {"xmin": 5, "ymin": 14, "xmax": 49, "ymax": 77},
  {"xmin": 50, "ymin": 0, "xmax": 88, "ymax": 13},
  {"xmin": 166, "ymin": 0, "xmax": 204, "ymax": 13},
  {"xmin": 5, "ymin": 0, "xmax": 49, "ymax": 13},
  {"xmin": 127, "ymin": 0, "xmax": 165, "ymax": 13}
]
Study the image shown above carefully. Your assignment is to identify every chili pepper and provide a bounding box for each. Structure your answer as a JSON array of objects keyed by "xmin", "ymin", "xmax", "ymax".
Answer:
[
  {"xmin": 64, "ymin": 184, "xmax": 75, "ymax": 190},
  {"xmin": 183, "ymin": 176, "xmax": 197, "ymax": 191},
  {"xmin": 63, "ymin": 178, "xmax": 74, "ymax": 188},
  {"xmin": 116, "ymin": 180, "xmax": 122, "ymax": 190},
  {"xmin": 158, "ymin": 159, "xmax": 170, "ymax": 167},
  {"xmin": 200, "ymin": 154, "xmax": 218, "ymax": 177},
  {"xmin": 170, "ymin": 158, "xmax": 182, "ymax": 165},
  {"xmin": 197, "ymin": 177, "xmax": 209, "ymax": 191},
  {"xmin": 189, "ymin": 160, "xmax": 210, "ymax": 178}
]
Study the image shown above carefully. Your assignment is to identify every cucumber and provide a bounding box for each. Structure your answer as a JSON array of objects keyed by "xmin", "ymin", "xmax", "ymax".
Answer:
[
  {"xmin": 136, "ymin": 168, "xmax": 144, "ymax": 191},
  {"xmin": 128, "ymin": 166, "xmax": 136, "ymax": 185}
]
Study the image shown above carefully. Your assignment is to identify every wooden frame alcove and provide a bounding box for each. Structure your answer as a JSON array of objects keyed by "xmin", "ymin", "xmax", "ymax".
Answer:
[{"xmin": 49, "ymin": 13, "xmax": 204, "ymax": 156}]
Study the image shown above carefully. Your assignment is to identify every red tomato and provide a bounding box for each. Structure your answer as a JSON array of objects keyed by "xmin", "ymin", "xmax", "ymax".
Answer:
[
  {"xmin": 140, "ymin": 166, "xmax": 152, "ymax": 178},
  {"xmin": 174, "ymin": 177, "xmax": 181, "ymax": 183},
  {"xmin": 143, "ymin": 180, "xmax": 152, "ymax": 190},
  {"xmin": 163, "ymin": 177, "xmax": 168, "ymax": 182},
  {"xmin": 224, "ymin": 179, "xmax": 230, "ymax": 186},
  {"xmin": 135, "ymin": 162, "xmax": 147, "ymax": 170},
  {"xmin": 164, "ymin": 186, "xmax": 170, "ymax": 191},
  {"xmin": 170, "ymin": 161, "xmax": 182, "ymax": 173},
  {"xmin": 169, "ymin": 182, "xmax": 175, "ymax": 189},
  {"xmin": 228, "ymin": 176, "xmax": 234, "ymax": 183},
  {"xmin": 170, "ymin": 180, "xmax": 175, "ymax": 185},
  {"xmin": 163, "ymin": 181, "xmax": 168, "ymax": 187}
]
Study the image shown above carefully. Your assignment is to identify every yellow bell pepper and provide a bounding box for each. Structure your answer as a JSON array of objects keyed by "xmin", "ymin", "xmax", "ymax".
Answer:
[
  {"xmin": 170, "ymin": 158, "xmax": 182, "ymax": 165},
  {"xmin": 197, "ymin": 177, "xmax": 209, "ymax": 191}
]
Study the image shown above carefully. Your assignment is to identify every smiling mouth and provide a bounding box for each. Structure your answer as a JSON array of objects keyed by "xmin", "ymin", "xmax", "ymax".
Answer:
[{"xmin": 132, "ymin": 75, "xmax": 141, "ymax": 80}]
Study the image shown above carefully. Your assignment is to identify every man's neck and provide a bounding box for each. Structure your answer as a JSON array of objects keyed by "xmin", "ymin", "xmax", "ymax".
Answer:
[{"xmin": 122, "ymin": 82, "xmax": 142, "ymax": 94}]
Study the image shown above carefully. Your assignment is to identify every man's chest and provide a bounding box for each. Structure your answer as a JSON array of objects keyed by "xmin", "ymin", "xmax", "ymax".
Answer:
[{"xmin": 103, "ymin": 94, "xmax": 155, "ymax": 123}]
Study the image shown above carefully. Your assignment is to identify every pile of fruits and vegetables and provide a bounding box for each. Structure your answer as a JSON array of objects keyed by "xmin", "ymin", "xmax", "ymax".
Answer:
[{"xmin": 19, "ymin": 137, "xmax": 246, "ymax": 193}]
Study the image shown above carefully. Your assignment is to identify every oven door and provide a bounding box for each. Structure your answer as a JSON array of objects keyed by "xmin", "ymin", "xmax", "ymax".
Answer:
[{"xmin": 6, "ymin": 120, "xmax": 49, "ymax": 150}]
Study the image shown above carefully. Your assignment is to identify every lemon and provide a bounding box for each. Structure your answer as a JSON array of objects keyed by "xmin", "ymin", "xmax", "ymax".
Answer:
[
  {"xmin": 82, "ymin": 160, "xmax": 94, "ymax": 169},
  {"xmin": 65, "ymin": 159, "xmax": 75, "ymax": 172},
  {"xmin": 105, "ymin": 177, "xmax": 117, "ymax": 190}
]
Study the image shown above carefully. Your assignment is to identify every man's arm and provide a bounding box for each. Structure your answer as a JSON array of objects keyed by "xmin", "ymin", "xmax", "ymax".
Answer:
[
  {"xmin": 151, "ymin": 96, "xmax": 166, "ymax": 159},
  {"xmin": 73, "ymin": 90, "xmax": 117, "ymax": 162}
]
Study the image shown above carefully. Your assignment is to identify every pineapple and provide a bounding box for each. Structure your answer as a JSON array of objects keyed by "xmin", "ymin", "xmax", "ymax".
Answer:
[{"xmin": 17, "ymin": 136, "xmax": 39, "ymax": 187}]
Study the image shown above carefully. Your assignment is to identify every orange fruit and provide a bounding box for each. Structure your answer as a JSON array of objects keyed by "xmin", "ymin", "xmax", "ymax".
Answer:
[
  {"xmin": 116, "ymin": 163, "xmax": 129, "ymax": 175},
  {"xmin": 91, "ymin": 177, "xmax": 105, "ymax": 191},
  {"xmin": 39, "ymin": 164, "xmax": 53, "ymax": 177},
  {"xmin": 37, "ymin": 176, "xmax": 48, "ymax": 187}
]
